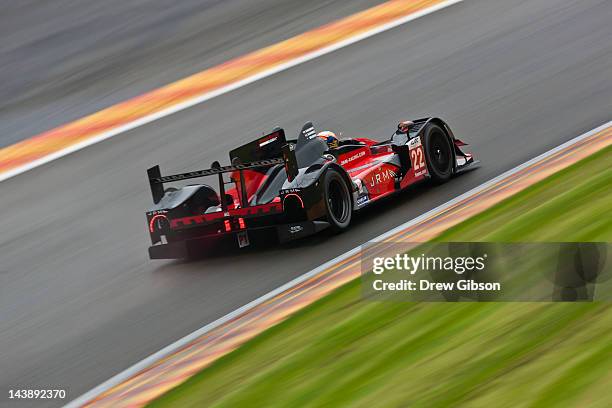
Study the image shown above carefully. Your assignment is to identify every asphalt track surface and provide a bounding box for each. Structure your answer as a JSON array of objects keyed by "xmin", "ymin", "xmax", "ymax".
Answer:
[
  {"xmin": 0, "ymin": 0, "xmax": 386, "ymax": 148},
  {"xmin": 1, "ymin": 0, "xmax": 611, "ymax": 406}
]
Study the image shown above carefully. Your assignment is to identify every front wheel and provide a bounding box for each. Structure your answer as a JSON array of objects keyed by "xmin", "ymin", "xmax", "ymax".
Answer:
[
  {"xmin": 323, "ymin": 168, "xmax": 352, "ymax": 233},
  {"xmin": 423, "ymin": 123, "xmax": 454, "ymax": 184}
]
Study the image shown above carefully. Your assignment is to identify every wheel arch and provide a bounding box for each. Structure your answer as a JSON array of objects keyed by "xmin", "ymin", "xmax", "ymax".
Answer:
[
  {"xmin": 321, "ymin": 163, "xmax": 354, "ymax": 232},
  {"xmin": 324, "ymin": 162, "xmax": 356, "ymax": 208},
  {"xmin": 416, "ymin": 117, "xmax": 457, "ymax": 173},
  {"xmin": 416, "ymin": 117, "xmax": 456, "ymax": 140}
]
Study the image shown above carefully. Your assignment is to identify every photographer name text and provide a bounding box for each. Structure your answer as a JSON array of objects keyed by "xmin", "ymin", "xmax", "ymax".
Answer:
[{"xmin": 372, "ymin": 279, "xmax": 501, "ymax": 292}]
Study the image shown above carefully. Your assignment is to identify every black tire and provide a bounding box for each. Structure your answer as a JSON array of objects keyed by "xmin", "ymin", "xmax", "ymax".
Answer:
[
  {"xmin": 323, "ymin": 168, "xmax": 352, "ymax": 232},
  {"xmin": 423, "ymin": 123, "xmax": 454, "ymax": 184}
]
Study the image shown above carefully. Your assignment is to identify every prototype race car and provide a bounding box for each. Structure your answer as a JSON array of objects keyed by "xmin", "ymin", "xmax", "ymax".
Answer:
[{"xmin": 146, "ymin": 117, "xmax": 478, "ymax": 259}]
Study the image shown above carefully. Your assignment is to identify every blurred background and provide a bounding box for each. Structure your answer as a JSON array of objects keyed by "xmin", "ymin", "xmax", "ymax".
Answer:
[{"xmin": 0, "ymin": 0, "xmax": 385, "ymax": 148}]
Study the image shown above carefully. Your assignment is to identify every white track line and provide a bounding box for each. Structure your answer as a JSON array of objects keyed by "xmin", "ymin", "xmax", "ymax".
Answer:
[
  {"xmin": 65, "ymin": 120, "xmax": 611, "ymax": 408},
  {"xmin": 0, "ymin": 0, "xmax": 463, "ymax": 183}
]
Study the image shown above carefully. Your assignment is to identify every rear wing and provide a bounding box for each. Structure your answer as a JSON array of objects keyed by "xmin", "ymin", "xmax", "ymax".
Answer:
[
  {"xmin": 147, "ymin": 157, "xmax": 284, "ymax": 206},
  {"xmin": 147, "ymin": 127, "xmax": 302, "ymax": 206},
  {"xmin": 148, "ymin": 158, "xmax": 284, "ymax": 184}
]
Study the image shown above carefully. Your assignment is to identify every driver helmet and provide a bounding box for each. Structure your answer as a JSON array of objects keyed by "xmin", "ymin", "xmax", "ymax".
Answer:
[{"xmin": 317, "ymin": 131, "xmax": 339, "ymax": 149}]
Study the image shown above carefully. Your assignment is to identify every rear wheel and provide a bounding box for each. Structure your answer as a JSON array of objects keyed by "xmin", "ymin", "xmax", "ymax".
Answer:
[
  {"xmin": 323, "ymin": 169, "xmax": 352, "ymax": 232},
  {"xmin": 423, "ymin": 123, "xmax": 454, "ymax": 184}
]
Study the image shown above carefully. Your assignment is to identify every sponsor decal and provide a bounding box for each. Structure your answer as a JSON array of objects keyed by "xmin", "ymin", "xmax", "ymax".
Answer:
[
  {"xmin": 281, "ymin": 188, "xmax": 301, "ymax": 195},
  {"xmin": 408, "ymin": 136, "xmax": 421, "ymax": 148},
  {"xmin": 147, "ymin": 209, "xmax": 168, "ymax": 216},
  {"xmin": 340, "ymin": 150, "xmax": 366, "ymax": 165},
  {"xmin": 368, "ymin": 168, "xmax": 397, "ymax": 187},
  {"xmin": 289, "ymin": 225, "xmax": 304, "ymax": 234},
  {"xmin": 303, "ymin": 126, "xmax": 316, "ymax": 138},
  {"xmin": 357, "ymin": 195, "xmax": 369, "ymax": 206},
  {"xmin": 259, "ymin": 136, "xmax": 278, "ymax": 147}
]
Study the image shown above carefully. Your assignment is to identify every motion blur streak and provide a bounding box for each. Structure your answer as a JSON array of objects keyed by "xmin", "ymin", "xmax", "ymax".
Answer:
[
  {"xmin": 0, "ymin": 0, "xmax": 460, "ymax": 182},
  {"xmin": 73, "ymin": 123, "xmax": 611, "ymax": 407}
]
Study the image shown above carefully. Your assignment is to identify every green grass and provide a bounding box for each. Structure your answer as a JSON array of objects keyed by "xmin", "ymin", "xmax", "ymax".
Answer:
[{"xmin": 149, "ymin": 146, "xmax": 612, "ymax": 408}]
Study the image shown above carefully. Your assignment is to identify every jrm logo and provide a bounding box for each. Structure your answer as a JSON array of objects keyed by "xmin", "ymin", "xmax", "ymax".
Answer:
[{"xmin": 369, "ymin": 168, "xmax": 396, "ymax": 187}]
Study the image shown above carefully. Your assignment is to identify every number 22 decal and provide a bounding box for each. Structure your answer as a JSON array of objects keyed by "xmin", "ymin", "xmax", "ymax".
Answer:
[{"xmin": 410, "ymin": 146, "xmax": 425, "ymax": 171}]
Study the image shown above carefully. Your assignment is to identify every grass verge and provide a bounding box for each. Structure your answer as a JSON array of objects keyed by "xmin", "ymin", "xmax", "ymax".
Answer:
[{"xmin": 149, "ymin": 146, "xmax": 612, "ymax": 408}]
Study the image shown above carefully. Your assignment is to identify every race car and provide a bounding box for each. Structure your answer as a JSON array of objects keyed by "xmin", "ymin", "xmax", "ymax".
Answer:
[{"xmin": 146, "ymin": 117, "xmax": 478, "ymax": 259}]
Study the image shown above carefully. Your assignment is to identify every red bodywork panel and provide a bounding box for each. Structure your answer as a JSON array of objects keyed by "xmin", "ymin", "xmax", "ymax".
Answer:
[
  {"xmin": 336, "ymin": 136, "xmax": 429, "ymax": 205},
  {"xmin": 229, "ymin": 169, "xmax": 268, "ymax": 206}
]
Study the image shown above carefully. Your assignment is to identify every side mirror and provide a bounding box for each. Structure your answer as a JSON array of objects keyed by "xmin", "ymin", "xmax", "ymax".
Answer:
[{"xmin": 397, "ymin": 120, "xmax": 414, "ymax": 134}]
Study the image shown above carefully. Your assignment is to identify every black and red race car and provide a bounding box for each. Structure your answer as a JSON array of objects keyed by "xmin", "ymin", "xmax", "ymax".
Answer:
[{"xmin": 146, "ymin": 117, "xmax": 478, "ymax": 259}]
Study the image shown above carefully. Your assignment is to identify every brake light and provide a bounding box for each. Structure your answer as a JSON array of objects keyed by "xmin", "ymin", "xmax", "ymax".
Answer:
[
  {"xmin": 283, "ymin": 193, "xmax": 304, "ymax": 209},
  {"xmin": 149, "ymin": 214, "xmax": 168, "ymax": 233},
  {"xmin": 224, "ymin": 219, "xmax": 232, "ymax": 232},
  {"xmin": 238, "ymin": 218, "xmax": 246, "ymax": 229}
]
